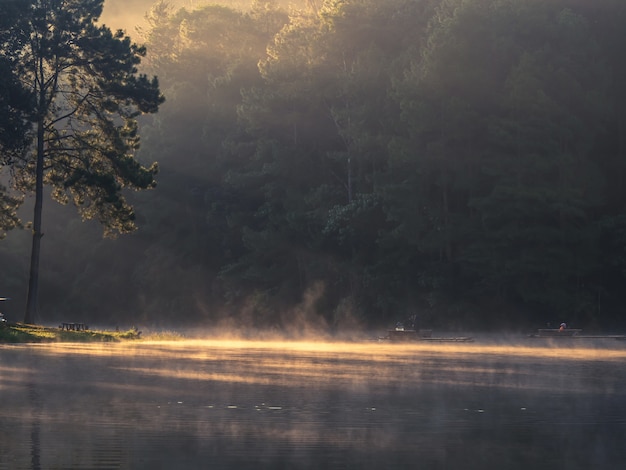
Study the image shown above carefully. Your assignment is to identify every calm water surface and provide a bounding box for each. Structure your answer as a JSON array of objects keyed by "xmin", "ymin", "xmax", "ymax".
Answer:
[{"xmin": 1, "ymin": 336, "xmax": 625, "ymax": 469}]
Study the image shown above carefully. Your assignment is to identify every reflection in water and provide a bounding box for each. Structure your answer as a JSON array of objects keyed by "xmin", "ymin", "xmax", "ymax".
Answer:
[
  {"xmin": 1, "ymin": 338, "xmax": 625, "ymax": 469},
  {"xmin": 26, "ymin": 381, "xmax": 41, "ymax": 470}
]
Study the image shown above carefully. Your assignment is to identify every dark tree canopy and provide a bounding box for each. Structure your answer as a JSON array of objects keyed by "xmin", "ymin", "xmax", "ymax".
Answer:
[
  {"xmin": 2, "ymin": 0, "xmax": 626, "ymax": 332},
  {"xmin": 0, "ymin": 0, "xmax": 32, "ymax": 237}
]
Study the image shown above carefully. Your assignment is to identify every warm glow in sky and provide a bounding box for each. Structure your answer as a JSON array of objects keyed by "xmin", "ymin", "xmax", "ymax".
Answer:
[{"xmin": 99, "ymin": 1, "xmax": 236, "ymax": 36}]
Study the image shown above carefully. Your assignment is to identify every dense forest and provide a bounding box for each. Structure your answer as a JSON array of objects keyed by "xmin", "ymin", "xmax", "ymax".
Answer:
[{"xmin": 2, "ymin": 0, "xmax": 626, "ymax": 332}]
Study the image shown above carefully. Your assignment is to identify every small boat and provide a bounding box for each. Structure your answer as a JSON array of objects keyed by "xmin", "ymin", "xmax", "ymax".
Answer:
[{"xmin": 386, "ymin": 328, "xmax": 433, "ymax": 341}]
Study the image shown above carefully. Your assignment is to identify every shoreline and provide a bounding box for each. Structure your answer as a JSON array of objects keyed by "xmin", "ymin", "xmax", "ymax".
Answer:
[{"xmin": 0, "ymin": 322, "xmax": 143, "ymax": 343}]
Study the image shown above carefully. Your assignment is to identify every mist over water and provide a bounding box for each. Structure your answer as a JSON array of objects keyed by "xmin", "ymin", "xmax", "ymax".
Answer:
[{"xmin": 1, "ymin": 338, "xmax": 625, "ymax": 469}]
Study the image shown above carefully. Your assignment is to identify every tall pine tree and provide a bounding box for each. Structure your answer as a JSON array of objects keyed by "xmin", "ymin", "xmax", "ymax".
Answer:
[{"xmin": 1, "ymin": 0, "xmax": 163, "ymax": 323}]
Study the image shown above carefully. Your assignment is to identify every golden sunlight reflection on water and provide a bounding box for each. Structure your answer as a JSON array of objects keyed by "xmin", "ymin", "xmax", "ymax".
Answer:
[
  {"xmin": 11, "ymin": 336, "xmax": 626, "ymax": 361},
  {"xmin": 4, "ymin": 338, "xmax": 625, "ymax": 394}
]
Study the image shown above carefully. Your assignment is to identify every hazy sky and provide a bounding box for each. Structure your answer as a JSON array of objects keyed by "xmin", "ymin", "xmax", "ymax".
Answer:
[
  {"xmin": 100, "ymin": 1, "xmax": 243, "ymax": 36},
  {"xmin": 100, "ymin": 0, "xmax": 190, "ymax": 36}
]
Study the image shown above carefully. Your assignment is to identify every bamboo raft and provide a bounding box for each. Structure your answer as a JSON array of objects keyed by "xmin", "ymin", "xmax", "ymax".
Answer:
[
  {"xmin": 529, "ymin": 329, "xmax": 626, "ymax": 340},
  {"xmin": 382, "ymin": 329, "xmax": 474, "ymax": 343},
  {"xmin": 532, "ymin": 328, "xmax": 583, "ymax": 337}
]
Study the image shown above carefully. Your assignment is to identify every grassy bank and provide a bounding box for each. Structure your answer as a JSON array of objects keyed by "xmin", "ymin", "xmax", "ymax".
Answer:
[{"xmin": 0, "ymin": 322, "xmax": 143, "ymax": 343}]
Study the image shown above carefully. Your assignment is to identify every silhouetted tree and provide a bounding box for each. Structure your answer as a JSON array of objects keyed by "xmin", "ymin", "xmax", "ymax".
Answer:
[{"xmin": 2, "ymin": 0, "xmax": 163, "ymax": 323}]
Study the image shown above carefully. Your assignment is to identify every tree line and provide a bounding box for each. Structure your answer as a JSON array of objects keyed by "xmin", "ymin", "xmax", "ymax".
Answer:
[{"xmin": 2, "ymin": 0, "xmax": 626, "ymax": 331}]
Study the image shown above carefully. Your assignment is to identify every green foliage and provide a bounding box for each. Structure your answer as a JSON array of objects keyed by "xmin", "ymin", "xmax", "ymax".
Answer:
[
  {"xmin": 0, "ymin": 323, "xmax": 138, "ymax": 343},
  {"xmin": 0, "ymin": 0, "xmax": 32, "ymax": 236},
  {"xmin": 3, "ymin": 0, "xmax": 626, "ymax": 331},
  {"xmin": 0, "ymin": 185, "xmax": 22, "ymax": 239}
]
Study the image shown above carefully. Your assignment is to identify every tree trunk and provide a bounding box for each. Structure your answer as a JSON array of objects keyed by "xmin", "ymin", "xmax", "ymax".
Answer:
[{"xmin": 24, "ymin": 117, "xmax": 45, "ymax": 324}]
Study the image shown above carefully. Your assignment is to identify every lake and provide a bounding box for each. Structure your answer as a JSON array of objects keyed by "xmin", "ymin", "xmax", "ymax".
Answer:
[{"xmin": 1, "ymin": 336, "xmax": 625, "ymax": 469}]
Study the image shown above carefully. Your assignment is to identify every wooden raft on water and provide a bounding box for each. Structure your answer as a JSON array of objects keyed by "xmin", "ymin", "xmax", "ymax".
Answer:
[
  {"xmin": 529, "ymin": 329, "xmax": 626, "ymax": 340},
  {"xmin": 384, "ymin": 329, "xmax": 474, "ymax": 343}
]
